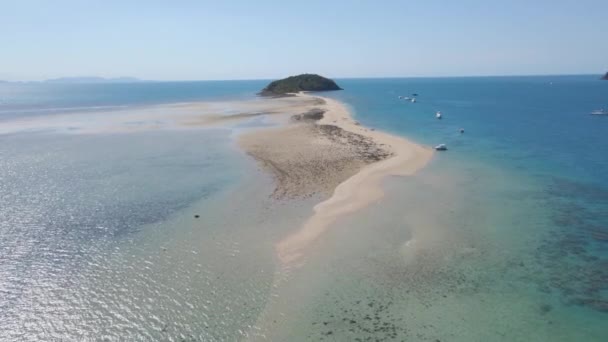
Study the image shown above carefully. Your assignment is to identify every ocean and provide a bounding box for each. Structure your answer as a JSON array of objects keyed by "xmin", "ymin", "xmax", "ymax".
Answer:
[{"xmin": 0, "ymin": 76, "xmax": 606, "ymax": 341}]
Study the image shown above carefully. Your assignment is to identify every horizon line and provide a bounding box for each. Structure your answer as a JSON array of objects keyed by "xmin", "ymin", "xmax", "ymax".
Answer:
[{"xmin": 2, "ymin": 72, "xmax": 603, "ymax": 83}]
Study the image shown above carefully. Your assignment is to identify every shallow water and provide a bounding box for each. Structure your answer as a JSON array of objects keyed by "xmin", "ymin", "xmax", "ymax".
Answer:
[
  {"xmin": 1, "ymin": 77, "xmax": 607, "ymax": 341},
  {"xmin": 0, "ymin": 80, "xmax": 268, "ymax": 120},
  {"xmin": 0, "ymin": 129, "xmax": 243, "ymax": 340},
  {"xmin": 255, "ymin": 75, "xmax": 608, "ymax": 340},
  {"xmin": 259, "ymin": 157, "xmax": 607, "ymax": 341}
]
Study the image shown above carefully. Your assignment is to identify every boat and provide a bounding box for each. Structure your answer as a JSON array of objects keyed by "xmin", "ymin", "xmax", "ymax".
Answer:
[
  {"xmin": 436, "ymin": 111, "xmax": 442, "ymax": 119},
  {"xmin": 591, "ymin": 109, "xmax": 607, "ymax": 115},
  {"xmin": 412, "ymin": 93, "xmax": 419, "ymax": 96},
  {"xmin": 404, "ymin": 96, "xmax": 410, "ymax": 100},
  {"xmin": 435, "ymin": 144, "xmax": 447, "ymax": 151},
  {"xmin": 411, "ymin": 98, "xmax": 416, "ymax": 103}
]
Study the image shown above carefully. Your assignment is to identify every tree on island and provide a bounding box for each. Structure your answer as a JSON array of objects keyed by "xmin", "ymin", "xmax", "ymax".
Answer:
[{"xmin": 260, "ymin": 74, "xmax": 342, "ymax": 96}]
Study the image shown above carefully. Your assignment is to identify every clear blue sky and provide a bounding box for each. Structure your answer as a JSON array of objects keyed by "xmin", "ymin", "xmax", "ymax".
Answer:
[{"xmin": 1, "ymin": 0, "xmax": 607, "ymax": 81}]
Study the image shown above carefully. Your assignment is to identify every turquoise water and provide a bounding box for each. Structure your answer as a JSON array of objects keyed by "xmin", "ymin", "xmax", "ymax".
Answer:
[
  {"xmin": 1, "ymin": 77, "xmax": 607, "ymax": 340},
  {"xmin": 293, "ymin": 76, "xmax": 608, "ymax": 340}
]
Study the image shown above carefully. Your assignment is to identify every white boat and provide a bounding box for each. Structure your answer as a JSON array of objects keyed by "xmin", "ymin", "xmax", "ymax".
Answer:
[
  {"xmin": 436, "ymin": 111, "xmax": 442, "ymax": 119},
  {"xmin": 591, "ymin": 109, "xmax": 607, "ymax": 115},
  {"xmin": 411, "ymin": 98, "xmax": 416, "ymax": 103},
  {"xmin": 435, "ymin": 144, "xmax": 447, "ymax": 151},
  {"xmin": 404, "ymin": 96, "xmax": 410, "ymax": 100}
]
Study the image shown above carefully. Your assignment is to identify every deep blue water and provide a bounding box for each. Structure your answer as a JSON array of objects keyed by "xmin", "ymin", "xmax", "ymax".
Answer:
[{"xmin": 328, "ymin": 76, "xmax": 608, "ymax": 183}]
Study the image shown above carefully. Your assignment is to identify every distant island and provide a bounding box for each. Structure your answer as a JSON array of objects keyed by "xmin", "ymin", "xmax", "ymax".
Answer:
[
  {"xmin": 601, "ymin": 72, "xmax": 608, "ymax": 80},
  {"xmin": 44, "ymin": 76, "xmax": 144, "ymax": 84},
  {"xmin": 260, "ymin": 74, "xmax": 342, "ymax": 96}
]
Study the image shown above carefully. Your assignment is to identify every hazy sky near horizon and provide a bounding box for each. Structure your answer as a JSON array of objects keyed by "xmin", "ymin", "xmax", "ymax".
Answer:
[{"xmin": 1, "ymin": 0, "xmax": 607, "ymax": 81}]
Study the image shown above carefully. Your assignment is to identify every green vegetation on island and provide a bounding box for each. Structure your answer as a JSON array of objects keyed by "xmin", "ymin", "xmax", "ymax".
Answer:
[{"xmin": 260, "ymin": 74, "xmax": 342, "ymax": 96}]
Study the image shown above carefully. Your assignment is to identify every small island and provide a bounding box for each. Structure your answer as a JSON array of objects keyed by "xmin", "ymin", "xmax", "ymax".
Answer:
[
  {"xmin": 601, "ymin": 72, "xmax": 608, "ymax": 80},
  {"xmin": 260, "ymin": 74, "xmax": 342, "ymax": 96}
]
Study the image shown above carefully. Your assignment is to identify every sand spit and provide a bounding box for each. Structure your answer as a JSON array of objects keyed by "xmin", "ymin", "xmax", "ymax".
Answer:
[
  {"xmin": 238, "ymin": 93, "xmax": 433, "ymax": 264},
  {"xmin": 178, "ymin": 96, "xmax": 325, "ymax": 127},
  {"xmin": 239, "ymin": 119, "xmax": 392, "ymax": 199}
]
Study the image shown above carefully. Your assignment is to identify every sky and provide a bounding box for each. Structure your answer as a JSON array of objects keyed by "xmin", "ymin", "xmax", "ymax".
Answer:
[{"xmin": 1, "ymin": 0, "xmax": 607, "ymax": 81}]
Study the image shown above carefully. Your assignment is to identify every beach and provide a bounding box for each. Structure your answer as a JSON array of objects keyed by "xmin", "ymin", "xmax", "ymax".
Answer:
[
  {"xmin": 237, "ymin": 93, "xmax": 433, "ymax": 265},
  {"xmin": 172, "ymin": 91, "xmax": 434, "ymax": 265}
]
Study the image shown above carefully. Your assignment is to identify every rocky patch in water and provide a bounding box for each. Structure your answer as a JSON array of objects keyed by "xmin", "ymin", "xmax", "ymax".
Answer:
[{"xmin": 534, "ymin": 178, "xmax": 608, "ymax": 313}]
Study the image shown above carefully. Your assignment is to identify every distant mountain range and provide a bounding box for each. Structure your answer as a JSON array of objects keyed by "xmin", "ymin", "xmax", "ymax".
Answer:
[{"xmin": 43, "ymin": 76, "xmax": 146, "ymax": 84}]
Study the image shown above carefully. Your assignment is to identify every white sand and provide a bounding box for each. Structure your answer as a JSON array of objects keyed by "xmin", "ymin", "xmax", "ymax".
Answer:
[{"xmin": 276, "ymin": 94, "xmax": 433, "ymax": 264}]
